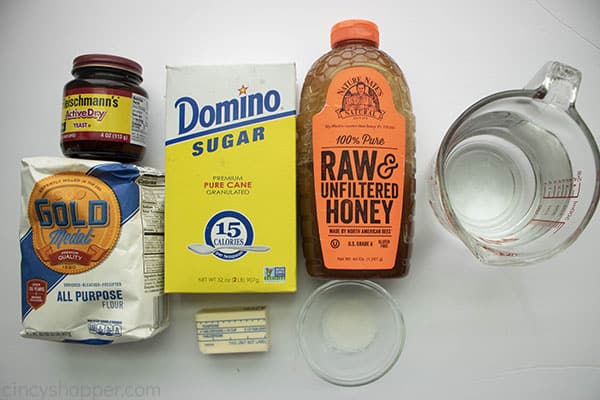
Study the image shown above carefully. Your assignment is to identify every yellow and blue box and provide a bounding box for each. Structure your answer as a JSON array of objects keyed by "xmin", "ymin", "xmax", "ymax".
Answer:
[{"xmin": 164, "ymin": 64, "xmax": 296, "ymax": 293}]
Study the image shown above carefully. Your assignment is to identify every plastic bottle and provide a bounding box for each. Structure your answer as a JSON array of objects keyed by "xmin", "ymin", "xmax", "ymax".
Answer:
[{"xmin": 297, "ymin": 19, "xmax": 416, "ymax": 278}]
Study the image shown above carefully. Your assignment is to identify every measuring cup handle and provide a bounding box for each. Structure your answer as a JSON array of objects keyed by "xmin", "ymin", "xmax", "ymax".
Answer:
[{"xmin": 524, "ymin": 61, "xmax": 581, "ymax": 110}]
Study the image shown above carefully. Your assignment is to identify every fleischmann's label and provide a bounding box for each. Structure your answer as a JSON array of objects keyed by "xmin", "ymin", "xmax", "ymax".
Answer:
[
  {"xmin": 312, "ymin": 67, "xmax": 406, "ymax": 270},
  {"xmin": 62, "ymin": 87, "xmax": 148, "ymax": 146},
  {"xmin": 28, "ymin": 172, "xmax": 121, "ymax": 274},
  {"xmin": 164, "ymin": 64, "xmax": 297, "ymax": 293}
]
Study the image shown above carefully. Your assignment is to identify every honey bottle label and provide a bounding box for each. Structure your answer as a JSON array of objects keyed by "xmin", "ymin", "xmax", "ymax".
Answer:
[{"xmin": 312, "ymin": 67, "xmax": 406, "ymax": 270}]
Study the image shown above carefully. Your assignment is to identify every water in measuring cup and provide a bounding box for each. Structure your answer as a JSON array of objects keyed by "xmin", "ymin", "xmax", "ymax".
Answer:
[{"xmin": 443, "ymin": 111, "xmax": 572, "ymax": 242}]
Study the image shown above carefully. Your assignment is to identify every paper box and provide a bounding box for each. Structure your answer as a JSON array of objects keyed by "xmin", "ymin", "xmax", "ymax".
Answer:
[{"xmin": 164, "ymin": 64, "xmax": 297, "ymax": 293}]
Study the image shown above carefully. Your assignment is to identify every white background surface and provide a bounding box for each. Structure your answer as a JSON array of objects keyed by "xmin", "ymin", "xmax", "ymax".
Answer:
[{"xmin": 2, "ymin": 0, "xmax": 600, "ymax": 399}]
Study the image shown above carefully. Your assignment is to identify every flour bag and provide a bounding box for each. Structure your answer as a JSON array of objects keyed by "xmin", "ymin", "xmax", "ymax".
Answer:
[{"xmin": 19, "ymin": 157, "xmax": 168, "ymax": 344}]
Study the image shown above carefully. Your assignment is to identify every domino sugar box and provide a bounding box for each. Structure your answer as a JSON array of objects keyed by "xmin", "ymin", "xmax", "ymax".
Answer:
[{"xmin": 164, "ymin": 64, "xmax": 297, "ymax": 293}]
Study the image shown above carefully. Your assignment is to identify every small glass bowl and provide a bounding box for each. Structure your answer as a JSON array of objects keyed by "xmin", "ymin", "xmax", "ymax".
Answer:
[{"xmin": 297, "ymin": 280, "xmax": 406, "ymax": 386}]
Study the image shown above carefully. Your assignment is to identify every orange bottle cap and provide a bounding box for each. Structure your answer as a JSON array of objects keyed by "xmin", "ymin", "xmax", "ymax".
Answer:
[{"xmin": 330, "ymin": 19, "xmax": 379, "ymax": 48}]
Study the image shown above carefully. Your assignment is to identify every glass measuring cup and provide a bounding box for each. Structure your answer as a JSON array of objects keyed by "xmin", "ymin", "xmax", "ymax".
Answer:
[{"xmin": 429, "ymin": 61, "xmax": 600, "ymax": 265}]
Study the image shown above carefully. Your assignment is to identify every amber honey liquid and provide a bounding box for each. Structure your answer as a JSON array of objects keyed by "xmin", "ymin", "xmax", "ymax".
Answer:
[{"xmin": 297, "ymin": 40, "xmax": 416, "ymax": 278}]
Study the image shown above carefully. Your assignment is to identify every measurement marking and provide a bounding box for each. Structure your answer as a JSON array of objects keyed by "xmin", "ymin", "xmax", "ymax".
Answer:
[
  {"xmin": 198, "ymin": 337, "xmax": 267, "ymax": 343},
  {"xmin": 197, "ymin": 324, "xmax": 266, "ymax": 329},
  {"xmin": 478, "ymin": 237, "xmax": 519, "ymax": 244},
  {"xmin": 531, "ymin": 219, "xmax": 564, "ymax": 224},
  {"xmin": 196, "ymin": 318, "xmax": 266, "ymax": 323},
  {"xmin": 199, "ymin": 332, "xmax": 265, "ymax": 335},
  {"xmin": 531, "ymin": 219, "xmax": 566, "ymax": 232},
  {"xmin": 543, "ymin": 182, "xmax": 581, "ymax": 199}
]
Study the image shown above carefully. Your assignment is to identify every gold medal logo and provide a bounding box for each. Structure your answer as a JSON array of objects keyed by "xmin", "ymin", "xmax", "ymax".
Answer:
[{"xmin": 28, "ymin": 172, "xmax": 121, "ymax": 274}]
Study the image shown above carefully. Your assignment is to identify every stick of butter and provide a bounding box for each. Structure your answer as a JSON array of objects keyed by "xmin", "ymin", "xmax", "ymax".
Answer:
[{"xmin": 195, "ymin": 306, "xmax": 269, "ymax": 354}]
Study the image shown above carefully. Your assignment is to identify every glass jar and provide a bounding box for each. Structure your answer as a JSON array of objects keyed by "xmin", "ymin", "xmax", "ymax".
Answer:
[{"xmin": 61, "ymin": 54, "xmax": 148, "ymax": 162}]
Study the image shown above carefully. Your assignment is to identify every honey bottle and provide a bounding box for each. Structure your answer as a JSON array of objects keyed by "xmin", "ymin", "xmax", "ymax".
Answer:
[{"xmin": 297, "ymin": 19, "xmax": 416, "ymax": 278}]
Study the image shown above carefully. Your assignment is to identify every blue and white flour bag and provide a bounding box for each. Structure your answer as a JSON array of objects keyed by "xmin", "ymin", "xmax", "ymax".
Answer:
[{"xmin": 19, "ymin": 157, "xmax": 168, "ymax": 344}]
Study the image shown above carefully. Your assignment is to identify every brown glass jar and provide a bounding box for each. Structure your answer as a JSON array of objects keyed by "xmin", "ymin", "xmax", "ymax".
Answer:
[{"xmin": 61, "ymin": 54, "xmax": 148, "ymax": 162}]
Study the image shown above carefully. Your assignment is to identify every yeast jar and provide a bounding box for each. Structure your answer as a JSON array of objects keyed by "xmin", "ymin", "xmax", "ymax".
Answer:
[
  {"xmin": 297, "ymin": 20, "xmax": 416, "ymax": 278},
  {"xmin": 61, "ymin": 54, "xmax": 148, "ymax": 162}
]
